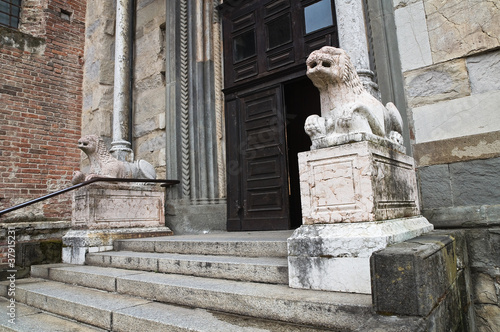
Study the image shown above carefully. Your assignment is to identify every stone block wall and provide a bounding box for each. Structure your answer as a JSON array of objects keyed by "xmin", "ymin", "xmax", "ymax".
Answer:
[
  {"xmin": 0, "ymin": 221, "xmax": 70, "ymax": 278},
  {"xmin": 0, "ymin": 0, "xmax": 86, "ymax": 226},
  {"xmin": 372, "ymin": 231, "xmax": 475, "ymax": 331},
  {"xmin": 393, "ymin": 0, "xmax": 500, "ymax": 329},
  {"xmin": 393, "ymin": 0, "xmax": 500, "ymax": 183},
  {"xmin": 82, "ymin": 0, "xmax": 227, "ymax": 234},
  {"xmin": 81, "ymin": 0, "xmax": 167, "ymax": 177}
]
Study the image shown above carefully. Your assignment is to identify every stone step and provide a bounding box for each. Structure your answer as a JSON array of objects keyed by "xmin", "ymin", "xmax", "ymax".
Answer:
[
  {"xmin": 0, "ymin": 279, "xmax": 336, "ymax": 331},
  {"xmin": 113, "ymin": 230, "xmax": 293, "ymax": 257},
  {"xmin": 0, "ymin": 297, "xmax": 105, "ymax": 332},
  {"xmin": 28, "ymin": 264, "xmax": 374, "ymax": 331},
  {"xmin": 85, "ymin": 250, "xmax": 289, "ymax": 284}
]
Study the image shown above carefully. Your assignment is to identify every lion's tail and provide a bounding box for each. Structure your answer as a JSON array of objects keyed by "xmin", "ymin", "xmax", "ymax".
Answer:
[
  {"xmin": 385, "ymin": 102, "xmax": 403, "ymax": 135},
  {"xmin": 136, "ymin": 160, "xmax": 157, "ymax": 179}
]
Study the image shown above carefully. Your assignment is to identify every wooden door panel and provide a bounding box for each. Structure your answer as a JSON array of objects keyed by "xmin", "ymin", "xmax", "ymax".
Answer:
[
  {"xmin": 226, "ymin": 97, "xmax": 243, "ymax": 231},
  {"xmin": 221, "ymin": 0, "xmax": 338, "ymax": 91},
  {"xmin": 238, "ymin": 86, "xmax": 289, "ymax": 230}
]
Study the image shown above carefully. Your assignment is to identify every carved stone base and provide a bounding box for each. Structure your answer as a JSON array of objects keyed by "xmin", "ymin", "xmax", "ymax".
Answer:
[
  {"xmin": 298, "ymin": 140, "xmax": 420, "ymax": 224},
  {"xmin": 72, "ymin": 183, "xmax": 165, "ymax": 229},
  {"xmin": 65, "ymin": 183, "xmax": 172, "ymax": 264},
  {"xmin": 62, "ymin": 227, "xmax": 173, "ymax": 264},
  {"xmin": 287, "ymin": 217, "xmax": 433, "ymax": 294}
]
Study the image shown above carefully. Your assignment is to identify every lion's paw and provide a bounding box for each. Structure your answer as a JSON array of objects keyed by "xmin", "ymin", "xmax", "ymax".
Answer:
[
  {"xmin": 388, "ymin": 131, "xmax": 404, "ymax": 145},
  {"xmin": 71, "ymin": 171, "xmax": 86, "ymax": 185},
  {"xmin": 336, "ymin": 116, "xmax": 352, "ymax": 130},
  {"xmin": 84, "ymin": 173, "xmax": 101, "ymax": 181}
]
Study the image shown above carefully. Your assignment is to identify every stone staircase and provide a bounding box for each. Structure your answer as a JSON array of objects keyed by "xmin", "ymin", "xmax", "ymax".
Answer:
[{"xmin": 0, "ymin": 231, "xmax": 422, "ymax": 331}]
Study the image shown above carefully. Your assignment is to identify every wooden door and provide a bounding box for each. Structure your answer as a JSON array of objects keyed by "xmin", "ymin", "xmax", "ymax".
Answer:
[
  {"xmin": 227, "ymin": 86, "xmax": 289, "ymax": 231},
  {"xmin": 222, "ymin": 0, "xmax": 338, "ymax": 231}
]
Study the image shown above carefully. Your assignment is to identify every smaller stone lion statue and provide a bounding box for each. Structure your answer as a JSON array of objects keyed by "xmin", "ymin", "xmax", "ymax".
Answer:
[
  {"xmin": 304, "ymin": 46, "xmax": 404, "ymax": 150},
  {"xmin": 71, "ymin": 135, "xmax": 156, "ymax": 184}
]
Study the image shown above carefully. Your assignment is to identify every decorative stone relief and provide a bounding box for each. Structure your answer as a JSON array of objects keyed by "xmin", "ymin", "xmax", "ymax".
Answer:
[
  {"xmin": 71, "ymin": 134, "xmax": 156, "ymax": 184},
  {"xmin": 71, "ymin": 183, "xmax": 165, "ymax": 229},
  {"xmin": 303, "ymin": 47, "xmax": 405, "ymax": 151}
]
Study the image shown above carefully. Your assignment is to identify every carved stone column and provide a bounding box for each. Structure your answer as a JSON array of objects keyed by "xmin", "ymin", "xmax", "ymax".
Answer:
[
  {"xmin": 110, "ymin": 0, "xmax": 134, "ymax": 161},
  {"xmin": 163, "ymin": 0, "xmax": 226, "ymax": 234},
  {"xmin": 334, "ymin": 0, "xmax": 378, "ymax": 96}
]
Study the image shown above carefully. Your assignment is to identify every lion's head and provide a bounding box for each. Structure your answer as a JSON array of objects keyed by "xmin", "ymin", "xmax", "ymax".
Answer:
[
  {"xmin": 77, "ymin": 134, "xmax": 111, "ymax": 161},
  {"xmin": 306, "ymin": 46, "xmax": 364, "ymax": 95},
  {"xmin": 77, "ymin": 135, "xmax": 99, "ymax": 154}
]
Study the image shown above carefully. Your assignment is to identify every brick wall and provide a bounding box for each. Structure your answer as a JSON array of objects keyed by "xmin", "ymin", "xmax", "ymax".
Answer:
[{"xmin": 0, "ymin": 0, "xmax": 86, "ymax": 233}]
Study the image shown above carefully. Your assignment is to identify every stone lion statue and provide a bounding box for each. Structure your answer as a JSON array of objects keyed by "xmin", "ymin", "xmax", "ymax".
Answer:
[
  {"xmin": 71, "ymin": 135, "xmax": 156, "ymax": 184},
  {"xmin": 304, "ymin": 46, "xmax": 404, "ymax": 150}
]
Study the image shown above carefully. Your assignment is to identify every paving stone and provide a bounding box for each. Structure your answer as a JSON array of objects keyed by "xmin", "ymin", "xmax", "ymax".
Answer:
[
  {"xmin": 87, "ymin": 251, "xmax": 288, "ymax": 284},
  {"xmin": 113, "ymin": 301, "xmax": 332, "ymax": 332},
  {"xmin": 37, "ymin": 265, "xmax": 144, "ymax": 292},
  {"xmin": 115, "ymin": 270, "xmax": 373, "ymax": 330},
  {"xmin": 0, "ymin": 297, "xmax": 105, "ymax": 332},
  {"xmin": 113, "ymin": 230, "xmax": 292, "ymax": 257},
  {"xmin": 14, "ymin": 281, "xmax": 150, "ymax": 330}
]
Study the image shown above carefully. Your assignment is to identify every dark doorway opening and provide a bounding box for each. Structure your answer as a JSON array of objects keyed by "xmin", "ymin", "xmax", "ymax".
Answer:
[{"xmin": 284, "ymin": 77, "xmax": 321, "ymax": 229}]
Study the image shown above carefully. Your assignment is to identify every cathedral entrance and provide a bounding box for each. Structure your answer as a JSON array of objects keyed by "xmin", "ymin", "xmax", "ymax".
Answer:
[{"xmin": 221, "ymin": 0, "xmax": 338, "ymax": 231}]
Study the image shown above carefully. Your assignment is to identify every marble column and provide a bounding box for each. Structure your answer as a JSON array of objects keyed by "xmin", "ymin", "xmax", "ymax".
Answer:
[
  {"xmin": 334, "ymin": 0, "xmax": 378, "ymax": 96},
  {"xmin": 110, "ymin": 0, "xmax": 134, "ymax": 161}
]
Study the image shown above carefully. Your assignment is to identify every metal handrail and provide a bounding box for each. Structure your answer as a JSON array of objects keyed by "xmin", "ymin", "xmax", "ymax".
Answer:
[{"xmin": 0, "ymin": 177, "xmax": 180, "ymax": 216}]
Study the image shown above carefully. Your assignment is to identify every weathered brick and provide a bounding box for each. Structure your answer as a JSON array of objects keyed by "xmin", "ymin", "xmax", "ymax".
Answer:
[{"xmin": 0, "ymin": 1, "xmax": 85, "ymax": 221}]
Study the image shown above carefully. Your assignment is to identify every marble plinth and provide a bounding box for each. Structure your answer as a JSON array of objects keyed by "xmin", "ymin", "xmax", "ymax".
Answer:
[
  {"xmin": 64, "ymin": 183, "xmax": 171, "ymax": 264},
  {"xmin": 287, "ymin": 217, "xmax": 433, "ymax": 294},
  {"xmin": 298, "ymin": 140, "xmax": 420, "ymax": 224},
  {"xmin": 72, "ymin": 183, "xmax": 165, "ymax": 229}
]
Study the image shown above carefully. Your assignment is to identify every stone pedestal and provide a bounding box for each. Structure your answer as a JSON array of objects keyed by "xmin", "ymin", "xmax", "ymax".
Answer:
[
  {"xmin": 63, "ymin": 183, "xmax": 172, "ymax": 264},
  {"xmin": 72, "ymin": 182, "xmax": 165, "ymax": 229},
  {"xmin": 299, "ymin": 140, "xmax": 420, "ymax": 224},
  {"xmin": 288, "ymin": 217, "xmax": 433, "ymax": 294},
  {"xmin": 288, "ymin": 140, "xmax": 433, "ymax": 294}
]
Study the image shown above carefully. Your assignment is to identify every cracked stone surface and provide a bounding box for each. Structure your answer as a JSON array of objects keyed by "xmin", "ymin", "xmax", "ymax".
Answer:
[
  {"xmin": 404, "ymin": 59, "xmax": 470, "ymax": 108},
  {"xmin": 424, "ymin": 0, "xmax": 500, "ymax": 63}
]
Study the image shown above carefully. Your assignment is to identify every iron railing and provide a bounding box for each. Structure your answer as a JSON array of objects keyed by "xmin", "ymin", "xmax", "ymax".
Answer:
[{"xmin": 0, "ymin": 177, "xmax": 180, "ymax": 216}]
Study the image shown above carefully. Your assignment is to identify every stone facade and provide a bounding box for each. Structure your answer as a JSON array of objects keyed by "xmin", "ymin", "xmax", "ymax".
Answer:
[
  {"xmin": 82, "ymin": 0, "xmax": 167, "ymax": 174},
  {"xmin": 67, "ymin": 0, "xmax": 500, "ymax": 327},
  {"xmin": 1, "ymin": 0, "xmax": 499, "ymax": 329},
  {"xmin": 82, "ymin": 0, "xmax": 226, "ymax": 234},
  {"xmin": 0, "ymin": 221, "xmax": 71, "ymax": 278},
  {"xmin": 393, "ymin": 0, "xmax": 500, "ymax": 329}
]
